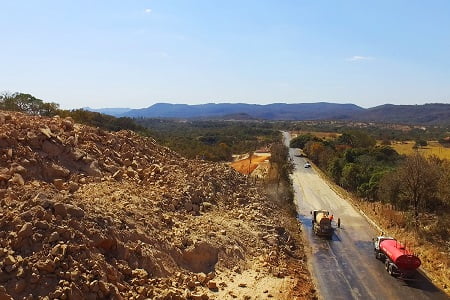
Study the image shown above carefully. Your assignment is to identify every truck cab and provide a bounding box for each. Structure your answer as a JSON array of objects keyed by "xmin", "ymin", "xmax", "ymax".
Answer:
[{"xmin": 373, "ymin": 236, "xmax": 395, "ymax": 251}]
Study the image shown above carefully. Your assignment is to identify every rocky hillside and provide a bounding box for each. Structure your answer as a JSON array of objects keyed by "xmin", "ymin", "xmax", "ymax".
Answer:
[{"xmin": 0, "ymin": 111, "xmax": 314, "ymax": 299}]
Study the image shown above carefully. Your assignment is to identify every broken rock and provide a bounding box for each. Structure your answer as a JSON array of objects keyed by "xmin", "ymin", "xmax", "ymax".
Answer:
[
  {"xmin": 17, "ymin": 222, "xmax": 33, "ymax": 239},
  {"xmin": 36, "ymin": 259, "xmax": 55, "ymax": 273},
  {"xmin": 54, "ymin": 202, "xmax": 68, "ymax": 218}
]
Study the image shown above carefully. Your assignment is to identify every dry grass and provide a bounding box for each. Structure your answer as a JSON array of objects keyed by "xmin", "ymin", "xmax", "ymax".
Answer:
[
  {"xmin": 293, "ymin": 131, "xmax": 340, "ymax": 139},
  {"xmin": 391, "ymin": 141, "xmax": 450, "ymax": 160}
]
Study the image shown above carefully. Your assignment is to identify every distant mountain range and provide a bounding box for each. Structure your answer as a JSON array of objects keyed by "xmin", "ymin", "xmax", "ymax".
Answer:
[
  {"xmin": 82, "ymin": 107, "xmax": 132, "ymax": 115},
  {"xmin": 342, "ymin": 104, "xmax": 450, "ymax": 124},
  {"xmin": 84, "ymin": 102, "xmax": 450, "ymax": 124}
]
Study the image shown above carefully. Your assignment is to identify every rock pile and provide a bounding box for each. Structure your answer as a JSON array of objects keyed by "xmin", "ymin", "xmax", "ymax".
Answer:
[{"xmin": 0, "ymin": 111, "xmax": 313, "ymax": 299}]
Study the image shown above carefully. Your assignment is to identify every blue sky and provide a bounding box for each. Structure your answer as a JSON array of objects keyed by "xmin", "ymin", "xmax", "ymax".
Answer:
[{"xmin": 1, "ymin": 0, "xmax": 449, "ymax": 109}]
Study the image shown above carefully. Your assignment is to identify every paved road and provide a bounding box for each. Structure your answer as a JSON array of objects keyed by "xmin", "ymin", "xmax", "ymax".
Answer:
[{"xmin": 283, "ymin": 132, "xmax": 448, "ymax": 300}]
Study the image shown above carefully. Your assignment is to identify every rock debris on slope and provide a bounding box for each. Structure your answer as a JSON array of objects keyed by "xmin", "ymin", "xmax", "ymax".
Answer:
[{"xmin": 0, "ymin": 111, "xmax": 313, "ymax": 299}]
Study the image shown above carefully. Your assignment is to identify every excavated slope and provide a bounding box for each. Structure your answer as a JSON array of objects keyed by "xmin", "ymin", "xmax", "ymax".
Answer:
[{"xmin": 0, "ymin": 111, "xmax": 314, "ymax": 299}]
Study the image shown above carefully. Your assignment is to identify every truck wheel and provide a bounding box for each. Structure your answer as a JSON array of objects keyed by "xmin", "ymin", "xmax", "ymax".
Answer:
[
  {"xmin": 385, "ymin": 259, "xmax": 390, "ymax": 271},
  {"xmin": 388, "ymin": 265, "xmax": 397, "ymax": 277},
  {"xmin": 388, "ymin": 265, "xmax": 393, "ymax": 275}
]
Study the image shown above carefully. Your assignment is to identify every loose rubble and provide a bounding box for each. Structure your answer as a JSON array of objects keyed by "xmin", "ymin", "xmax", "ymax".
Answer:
[{"xmin": 0, "ymin": 111, "xmax": 314, "ymax": 299}]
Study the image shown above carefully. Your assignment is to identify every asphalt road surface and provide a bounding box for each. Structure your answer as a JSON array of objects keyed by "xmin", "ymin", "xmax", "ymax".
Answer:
[{"xmin": 283, "ymin": 132, "xmax": 448, "ymax": 300}]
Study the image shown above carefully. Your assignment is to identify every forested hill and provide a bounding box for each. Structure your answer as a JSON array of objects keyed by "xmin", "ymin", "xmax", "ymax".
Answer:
[
  {"xmin": 121, "ymin": 102, "xmax": 364, "ymax": 120},
  {"xmin": 340, "ymin": 103, "xmax": 450, "ymax": 125},
  {"xmin": 86, "ymin": 102, "xmax": 450, "ymax": 125}
]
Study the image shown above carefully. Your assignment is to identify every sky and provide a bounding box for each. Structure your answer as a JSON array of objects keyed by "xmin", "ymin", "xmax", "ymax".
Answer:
[{"xmin": 1, "ymin": 0, "xmax": 450, "ymax": 109}]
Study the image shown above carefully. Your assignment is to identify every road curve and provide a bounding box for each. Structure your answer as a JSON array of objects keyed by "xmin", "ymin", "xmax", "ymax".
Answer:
[{"xmin": 283, "ymin": 132, "xmax": 448, "ymax": 300}]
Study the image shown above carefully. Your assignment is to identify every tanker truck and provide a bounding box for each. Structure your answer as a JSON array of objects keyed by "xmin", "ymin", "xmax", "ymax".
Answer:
[
  {"xmin": 311, "ymin": 210, "xmax": 333, "ymax": 238},
  {"xmin": 373, "ymin": 235, "xmax": 421, "ymax": 278}
]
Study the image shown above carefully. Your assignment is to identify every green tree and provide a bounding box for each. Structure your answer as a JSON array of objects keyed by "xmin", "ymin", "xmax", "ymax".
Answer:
[
  {"xmin": 377, "ymin": 170, "xmax": 407, "ymax": 209},
  {"xmin": 358, "ymin": 170, "xmax": 388, "ymax": 201},
  {"xmin": 289, "ymin": 134, "xmax": 319, "ymax": 149},
  {"xmin": 0, "ymin": 92, "xmax": 59, "ymax": 115},
  {"xmin": 337, "ymin": 131, "xmax": 376, "ymax": 148},
  {"xmin": 304, "ymin": 141, "xmax": 326, "ymax": 163},
  {"xmin": 340, "ymin": 163, "xmax": 361, "ymax": 191},
  {"xmin": 414, "ymin": 139, "xmax": 428, "ymax": 148},
  {"xmin": 328, "ymin": 157, "xmax": 343, "ymax": 183}
]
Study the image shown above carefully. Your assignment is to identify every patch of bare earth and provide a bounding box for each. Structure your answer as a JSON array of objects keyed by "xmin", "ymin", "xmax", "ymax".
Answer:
[
  {"xmin": 0, "ymin": 111, "xmax": 315, "ymax": 299},
  {"xmin": 230, "ymin": 154, "xmax": 270, "ymax": 175}
]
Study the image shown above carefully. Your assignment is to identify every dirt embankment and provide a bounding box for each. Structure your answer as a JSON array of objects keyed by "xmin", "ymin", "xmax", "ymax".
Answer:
[{"xmin": 0, "ymin": 111, "xmax": 315, "ymax": 299}]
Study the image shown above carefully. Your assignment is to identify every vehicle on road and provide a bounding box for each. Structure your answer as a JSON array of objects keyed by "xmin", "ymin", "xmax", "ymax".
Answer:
[
  {"xmin": 373, "ymin": 235, "xmax": 421, "ymax": 278},
  {"xmin": 311, "ymin": 210, "xmax": 333, "ymax": 238},
  {"xmin": 304, "ymin": 162, "xmax": 311, "ymax": 168}
]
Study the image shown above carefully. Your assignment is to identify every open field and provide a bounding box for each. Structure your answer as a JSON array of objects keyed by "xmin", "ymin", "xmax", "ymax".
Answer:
[
  {"xmin": 391, "ymin": 141, "xmax": 450, "ymax": 160},
  {"xmin": 292, "ymin": 131, "xmax": 340, "ymax": 139}
]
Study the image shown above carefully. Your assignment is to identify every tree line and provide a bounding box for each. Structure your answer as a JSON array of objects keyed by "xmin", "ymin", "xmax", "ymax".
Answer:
[
  {"xmin": 286, "ymin": 120, "xmax": 450, "ymax": 147},
  {"xmin": 0, "ymin": 92, "xmax": 145, "ymax": 133},
  {"xmin": 135, "ymin": 118, "xmax": 279, "ymax": 162},
  {"xmin": 1, "ymin": 92, "xmax": 59, "ymax": 116}
]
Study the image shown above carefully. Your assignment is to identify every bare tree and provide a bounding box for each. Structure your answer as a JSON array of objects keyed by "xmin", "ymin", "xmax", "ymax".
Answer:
[{"xmin": 397, "ymin": 153, "xmax": 440, "ymax": 226}]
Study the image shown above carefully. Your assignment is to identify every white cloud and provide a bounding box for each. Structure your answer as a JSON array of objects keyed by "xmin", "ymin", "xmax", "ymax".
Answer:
[
  {"xmin": 159, "ymin": 52, "xmax": 169, "ymax": 58},
  {"xmin": 149, "ymin": 51, "xmax": 170, "ymax": 58},
  {"xmin": 346, "ymin": 55, "xmax": 374, "ymax": 61},
  {"xmin": 144, "ymin": 8, "xmax": 152, "ymax": 14}
]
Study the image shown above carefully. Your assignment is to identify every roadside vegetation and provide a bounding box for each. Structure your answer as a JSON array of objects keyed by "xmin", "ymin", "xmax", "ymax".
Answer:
[
  {"xmin": 289, "ymin": 130, "xmax": 450, "ymax": 232},
  {"xmin": 266, "ymin": 142, "xmax": 296, "ymax": 215}
]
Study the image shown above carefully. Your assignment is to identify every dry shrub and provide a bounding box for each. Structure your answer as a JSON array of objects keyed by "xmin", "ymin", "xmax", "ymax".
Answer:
[
  {"xmin": 392, "ymin": 211, "xmax": 407, "ymax": 228},
  {"xmin": 376, "ymin": 204, "xmax": 407, "ymax": 229},
  {"xmin": 427, "ymin": 216, "xmax": 450, "ymax": 241}
]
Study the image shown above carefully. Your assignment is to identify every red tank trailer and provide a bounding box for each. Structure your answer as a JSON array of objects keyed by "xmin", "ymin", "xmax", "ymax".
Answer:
[{"xmin": 373, "ymin": 236, "xmax": 421, "ymax": 278}]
